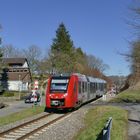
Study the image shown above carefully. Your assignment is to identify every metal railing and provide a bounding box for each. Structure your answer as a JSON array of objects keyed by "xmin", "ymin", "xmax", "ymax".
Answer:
[{"xmin": 102, "ymin": 117, "xmax": 112, "ymax": 140}]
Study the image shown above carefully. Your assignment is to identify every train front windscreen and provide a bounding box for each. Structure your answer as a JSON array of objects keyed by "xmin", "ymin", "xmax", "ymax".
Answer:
[{"xmin": 50, "ymin": 77, "xmax": 70, "ymax": 93}]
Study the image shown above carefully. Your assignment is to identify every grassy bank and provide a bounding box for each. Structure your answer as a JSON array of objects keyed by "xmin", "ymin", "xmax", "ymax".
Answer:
[
  {"xmin": 110, "ymin": 90, "xmax": 140, "ymax": 103},
  {"xmin": 0, "ymin": 106, "xmax": 45, "ymax": 127},
  {"xmin": 74, "ymin": 106, "xmax": 128, "ymax": 140}
]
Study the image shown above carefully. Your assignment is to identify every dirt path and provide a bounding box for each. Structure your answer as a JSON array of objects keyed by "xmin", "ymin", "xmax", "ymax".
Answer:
[
  {"xmin": 105, "ymin": 94, "xmax": 140, "ymax": 140},
  {"xmin": 125, "ymin": 104, "xmax": 140, "ymax": 140}
]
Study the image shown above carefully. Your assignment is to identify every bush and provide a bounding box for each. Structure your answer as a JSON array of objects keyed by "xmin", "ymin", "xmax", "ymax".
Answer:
[
  {"xmin": 110, "ymin": 90, "xmax": 140, "ymax": 103},
  {"xmin": 3, "ymin": 92, "xmax": 15, "ymax": 97}
]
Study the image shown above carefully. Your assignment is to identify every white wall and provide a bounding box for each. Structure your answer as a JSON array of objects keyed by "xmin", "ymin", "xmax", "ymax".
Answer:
[
  {"xmin": 8, "ymin": 81, "xmax": 28, "ymax": 91},
  {"xmin": 22, "ymin": 61, "xmax": 28, "ymax": 68}
]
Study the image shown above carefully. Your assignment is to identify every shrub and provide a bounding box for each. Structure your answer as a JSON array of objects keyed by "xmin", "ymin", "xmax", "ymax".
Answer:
[{"xmin": 3, "ymin": 92, "xmax": 14, "ymax": 97}]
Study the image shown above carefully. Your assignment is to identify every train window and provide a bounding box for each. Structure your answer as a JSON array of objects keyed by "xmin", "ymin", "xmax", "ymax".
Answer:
[
  {"xmin": 104, "ymin": 83, "xmax": 106, "ymax": 90},
  {"xmin": 90, "ymin": 83, "xmax": 93, "ymax": 93},
  {"xmin": 94, "ymin": 83, "xmax": 96, "ymax": 90},
  {"xmin": 92, "ymin": 83, "xmax": 95, "ymax": 93},
  {"xmin": 96, "ymin": 83, "xmax": 98, "ymax": 90},
  {"xmin": 78, "ymin": 82, "xmax": 81, "ymax": 94},
  {"xmin": 99, "ymin": 83, "xmax": 101, "ymax": 90},
  {"xmin": 85, "ymin": 82, "xmax": 87, "ymax": 92},
  {"xmin": 50, "ymin": 78, "xmax": 69, "ymax": 93},
  {"xmin": 97, "ymin": 83, "xmax": 99, "ymax": 90},
  {"xmin": 82, "ymin": 82, "xmax": 85, "ymax": 93},
  {"xmin": 101, "ymin": 83, "xmax": 103, "ymax": 91},
  {"xmin": 74, "ymin": 82, "xmax": 77, "ymax": 94},
  {"xmin": 88, "ymin": 83, "xmax": 90, "ymax": 93}
]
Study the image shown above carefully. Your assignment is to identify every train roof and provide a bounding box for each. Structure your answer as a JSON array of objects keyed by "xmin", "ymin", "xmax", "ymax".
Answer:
[
  {"xmin": 73, "ymin": 73, "xmax": 87, "ymax": 82},
  {"xmin": 50, "ymin": 73, "xmax": 106, "ymax": 83},
  {"xmin": 87, "ymin": 76, "xmax": 106, "ymax": 83}
]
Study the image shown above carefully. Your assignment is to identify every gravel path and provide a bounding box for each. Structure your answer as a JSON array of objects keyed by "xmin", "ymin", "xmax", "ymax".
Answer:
[
  {"xmin": 34, "ymin": 108, "xmax": 87, "ymax": 140},
  {"xmin": 125, "ymin": 104, "xmax": 140, "ymax": 140}
]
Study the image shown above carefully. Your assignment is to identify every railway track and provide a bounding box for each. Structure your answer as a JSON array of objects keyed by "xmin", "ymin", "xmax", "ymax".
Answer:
[
  {"xmin": 0, "ymin": 112, "xmax": 71, "ymax": 140},
  {"xmin": 0, "ymin": 97, "xmax": 103, "ymax": 140}
]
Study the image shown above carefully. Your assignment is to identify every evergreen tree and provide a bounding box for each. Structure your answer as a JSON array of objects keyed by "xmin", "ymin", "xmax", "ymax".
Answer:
[
  {"xmin": 73, "ymin": 47, "xmax": 87, "ymax": 73},
  {"xmin": 50, "ymin": 23, "xmax": 75, "ymax": 74},
  {"xmin": 51, "ymin": 23, "xmax": 73, "ymax": 53}
]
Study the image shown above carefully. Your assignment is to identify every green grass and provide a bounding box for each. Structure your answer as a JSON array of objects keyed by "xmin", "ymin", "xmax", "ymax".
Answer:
[
  {"xmin": 110, "ymin": 90, "xmax": 140, "ymax": 103},
  {"xmin": 74, "ymin": 106, "xmax": 128, "ymax": 140},
  {"xmin": 0, "ymin": 106, "xmax": 45, "ymax": 127}
]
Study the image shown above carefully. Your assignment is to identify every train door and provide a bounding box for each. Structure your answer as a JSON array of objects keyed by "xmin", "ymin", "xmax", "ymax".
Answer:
[
  {"xmin": 84, "ymin": 82, "xmax": 88, "ymax": 102},
  {"xmin": 73, "ymin": 81, "xmax": 78, "ymax": 107},
  {"xmin": 82, "ymin": 82, "xmax": 86, "ymax": 102},
  {"xmin": 87, "ymin": 82, "xmax": 90, "ymax": 100},
  {"xmin": 78, "ymin": 81, "xmax": 83, "ymax": 105}
]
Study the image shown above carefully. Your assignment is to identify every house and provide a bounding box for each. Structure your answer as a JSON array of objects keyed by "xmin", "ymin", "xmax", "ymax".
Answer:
[{"xmin": 1, "ymin": 58, "xmax": 32, "ymax": 91}]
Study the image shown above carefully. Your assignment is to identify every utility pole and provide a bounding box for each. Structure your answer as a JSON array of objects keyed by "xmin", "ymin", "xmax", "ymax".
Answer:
[{"xmin": 18, "ymin": 74, "xmax": 21, "ymax": 100}]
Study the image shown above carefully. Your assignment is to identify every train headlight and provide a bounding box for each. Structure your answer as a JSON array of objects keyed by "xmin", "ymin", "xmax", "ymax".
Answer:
[{"xmin": 64, "ymin": 93, "xmax": 68, "ymax": 97}]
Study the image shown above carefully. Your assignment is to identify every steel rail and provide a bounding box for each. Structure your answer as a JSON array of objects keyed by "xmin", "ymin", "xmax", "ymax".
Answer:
[
  {"xmin": 0, "ymin": 113, "xmax": 52, "ymax": 137},
  {"xmin": 17, "ymin": 113, "xmax": 71, "ymax": 140}
]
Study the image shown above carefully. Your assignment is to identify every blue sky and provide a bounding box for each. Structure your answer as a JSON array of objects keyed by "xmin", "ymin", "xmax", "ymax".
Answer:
[{"xmin": 0, "ymin": 0, "xmax": 134, "ymax": 76}]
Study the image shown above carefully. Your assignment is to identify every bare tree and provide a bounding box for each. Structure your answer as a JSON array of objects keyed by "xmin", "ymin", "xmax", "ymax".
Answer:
[
  {"xmin": 86, "ymin": 54, "xmax": 109, "ymax": 73},
  {"xmin": 1, "ymin": 45, "xmax": 23, "ymax": 58},
  {"xmin": 23, "ymin": 45, "xmax": 42, "ymax": 74},
  {"xmin": 121, "ymin": 1, "xmax": 140, "ymax": 87}
]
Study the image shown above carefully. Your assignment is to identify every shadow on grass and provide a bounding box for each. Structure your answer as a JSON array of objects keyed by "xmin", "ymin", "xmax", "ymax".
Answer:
[
  {"xmin": 96, "ymin": 131, "xmax": 103, "ymax": 140},
  {"xmin": 122, "ymin": 99, "xmax": 140, "ymax": 103},
  {"xmin": 96, "ymin": 130, "xmax": 103, "ymax": 140}
]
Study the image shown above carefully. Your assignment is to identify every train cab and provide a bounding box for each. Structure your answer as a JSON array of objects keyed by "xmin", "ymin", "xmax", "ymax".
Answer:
[{"xmin": 46, "ymin": 74, "xmax": 78, "ymax": 109}]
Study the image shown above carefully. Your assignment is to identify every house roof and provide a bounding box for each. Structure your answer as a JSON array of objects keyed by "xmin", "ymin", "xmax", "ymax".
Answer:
[
  {"xmin": 2, "ymin": 58, "xmax": 27, "ymax": 64},
  {"xmin": 1, "ymin": 58, "xmax": 32, "ymax": 82}
]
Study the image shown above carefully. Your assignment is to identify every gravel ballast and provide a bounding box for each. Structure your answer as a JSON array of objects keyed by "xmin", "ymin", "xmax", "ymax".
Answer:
[{"xmin": 34, "ymin": 108, "xmax": 88, "ymax": 140}]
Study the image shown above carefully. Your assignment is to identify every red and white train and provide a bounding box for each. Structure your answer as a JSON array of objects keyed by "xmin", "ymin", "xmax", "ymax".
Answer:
[{"xmin": 46, "ymin": 73, "xmax": 107, "ymax": 110}]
